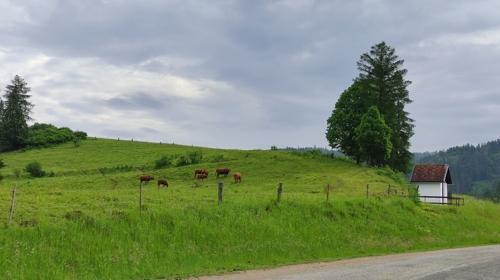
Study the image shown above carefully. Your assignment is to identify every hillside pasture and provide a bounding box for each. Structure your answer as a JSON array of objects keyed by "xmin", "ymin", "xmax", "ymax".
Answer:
[{"xmin": 1, "ymin": 139, "xmax": 499, "ymax": 279}]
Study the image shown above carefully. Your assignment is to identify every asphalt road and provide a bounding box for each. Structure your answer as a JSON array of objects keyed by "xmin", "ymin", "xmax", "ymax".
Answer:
[{"xmin": 194, "ymin": 244, "xmax": 500, "ymax": 280}]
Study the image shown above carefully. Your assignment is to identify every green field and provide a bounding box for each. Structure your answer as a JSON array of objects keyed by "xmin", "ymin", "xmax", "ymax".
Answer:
[{"xmin": 1, "ymin": 138, "xmax": 500, "ymax": 279}]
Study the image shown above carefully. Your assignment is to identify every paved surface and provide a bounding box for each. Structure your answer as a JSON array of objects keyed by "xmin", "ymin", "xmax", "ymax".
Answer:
[{"xmin": 193, "ymin": 244, "xmax": 500, "ymax": 280}]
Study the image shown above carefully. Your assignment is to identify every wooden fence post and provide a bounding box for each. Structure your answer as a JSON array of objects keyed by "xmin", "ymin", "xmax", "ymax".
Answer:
[
  {"xmin": 366, "ymin": 184, "xmax": 369, "ymax": 199},
  {"xmin": 218, "ymin": 182, "xmax": 223, "ymax": 204},
  {"xmin": 277, "ymin": 183, "xmax": 283, "ymax": 202},
  {"xmin": 139, "ymin": 182, "xmax": 143, "ymax": 214},
  {"xmin": 7, "ymin": 185, "xmax": 18, "ymax": 227},
  {"xmin": 387, "ymin": 185, "xmax": 391, "ymax": 197}
]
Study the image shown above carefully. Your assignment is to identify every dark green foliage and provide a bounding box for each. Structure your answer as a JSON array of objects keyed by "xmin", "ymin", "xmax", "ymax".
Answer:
[
  {"xmin": 175, "ymin": 150, "xmax": 203, "ymax": 167},
  {"xmin": 270, "ymin": 145, "xmax": 278, "ymax": 150},
  {"xmin": 326, "ymin": 82, "xmax": 366, "ymax": 164},
  {"xmin": 74, "ymin": 131, "xmax": 88, "ymax": 140},
  {"xmin": 155, "ymin": 155, "xmax": 173, "ymax": 169},
  {"xmin": 356, "ymin": 42, "xmax": 414, "ymax": 173},
  {"xmin": 26, "ymin": 123, "xmax": 75, "ymax": 148},
  {"xmin": 0, "ymin": 158, "xmax": 4, "ymax": 168},
  {"xmin": 176, "ymin": 155, "xmax": 189, "ymax": 167},
  {"xmin": 0, "ymin": 75, "xmax": 33, "ymax": 150},
  {"xmin": 212, "ymin": 154, "xmax": 225, "ymax": 163},
  {"xmin": 187, "ymin": 150, "xmax": 203, "ymax": 164},
  {"xmin": 327, "ymin": 42, "xmax": 414, "ymax": 172},
  {"xmin": 24, "ymin": 160, "xmax": 46, "ymax": 178},
  {"xmin": 354, "ymin": 106, "xmax": 392, "ymax": 166}
]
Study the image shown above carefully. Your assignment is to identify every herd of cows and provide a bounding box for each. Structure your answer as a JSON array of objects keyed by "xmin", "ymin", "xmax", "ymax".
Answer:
[{"xmin": 139, "ymin": 168, "xmax": 242, "ymax": 189}]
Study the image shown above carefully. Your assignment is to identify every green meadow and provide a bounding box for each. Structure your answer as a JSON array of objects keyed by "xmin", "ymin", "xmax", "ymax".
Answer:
[{"xmin": 1, "ymin": 138, "xmax": 500, "ymax": 279}]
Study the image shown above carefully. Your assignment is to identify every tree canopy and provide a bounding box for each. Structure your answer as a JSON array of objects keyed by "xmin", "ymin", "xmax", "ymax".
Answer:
[
  {"xmin": 326, "ymin": 42, "xmax": 414, "ymax": 172},
  {"xmin": 0, "ymin": 75, "xmax": 34, "ymax": 150}
]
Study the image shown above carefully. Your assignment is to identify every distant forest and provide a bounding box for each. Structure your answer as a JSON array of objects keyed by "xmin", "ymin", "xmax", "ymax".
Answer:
[{"xmin": 414, "ymin": 139, "xmax": 500, "ymax": 199}]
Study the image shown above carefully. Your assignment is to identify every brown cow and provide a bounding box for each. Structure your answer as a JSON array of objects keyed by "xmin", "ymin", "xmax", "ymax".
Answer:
[
  {"xmin": 203, "ymin": 170, "xmax": 209, "ymax": 176},
  {"xmin": 215, "ymin": 168, "xmax": 231, "ymax": 178},
  {"xmin": 234, "ymin": 172, "xmax": 242, "ymax": 183},
  {"xmin": 157, "ymin": 179, "xmax": 169, "ymax": 189},
  {"xmin": 197, "ymin": 174, "xmax": 208, "ymax": 181},
  {"xmin": 140, "ymin": 175, "xmax": 155, "ymax": 184},
  {"xmin": 194, "ymin": 168, "xmax": 205, "ymax": 178}
]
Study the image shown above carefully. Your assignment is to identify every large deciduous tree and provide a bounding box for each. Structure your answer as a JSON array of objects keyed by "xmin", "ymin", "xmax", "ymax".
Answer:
[
  {"xmin": 326, "ymin": 81, "xmax": 369, "ymax": 164},
  {"xmin": 354, "ymin": 106, "xmax": 392, "ymax": 167},
  {"xmin": 0, "ymin": 75, "xmax": 34, "ymax": 150},
  {"xmin": 326, "ymin": 42, "xmax": 414, "ymax": 173}
]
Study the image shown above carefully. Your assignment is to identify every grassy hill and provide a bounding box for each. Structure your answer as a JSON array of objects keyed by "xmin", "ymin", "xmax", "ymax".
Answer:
[{"xmin": 1, "ymin": 138, "xmax": 500, "ymax": 279}]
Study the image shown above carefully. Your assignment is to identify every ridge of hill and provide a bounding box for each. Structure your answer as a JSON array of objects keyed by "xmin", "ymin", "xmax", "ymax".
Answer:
[{"xmin": 1, "ymin": 138, "xmax": 499, "ymax": 279}]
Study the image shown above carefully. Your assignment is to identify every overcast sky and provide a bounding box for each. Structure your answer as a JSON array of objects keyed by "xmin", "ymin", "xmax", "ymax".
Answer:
[{"xmin": 1, "ymin": 0, "xmax": 499, "ymax": 153}]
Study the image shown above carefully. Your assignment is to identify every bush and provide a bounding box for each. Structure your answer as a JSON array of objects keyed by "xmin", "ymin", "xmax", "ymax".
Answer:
[
  {"xmin": 0, "ymin": 158, "xmax": 5, "ymax": 168},
  {"xmin": 73, "ymin": 137, "xmax": 81, "ymax": 147},
  {"xmin": 26, "ymin": 123, "xmax": 88, "ymax": 148},
  {"xmin": 24, "ymin": 161, "xmax": 46, "ymax": 178},
  {"xmin": 155, "ymin": 155, "xmax": 173, "ymax": 169},
  {"xmin": 13, "ymin": 168, "xmax": 21, "ymax": 178},
  {"xmin": 74, "ymin": 131, "xmax": 88, "ymax": 140},
  {"xmin": 176, "ymin": 155, "xmax": 189, "ymax": 167},
  {"xmin": 187, "ymin": 150, "xmax": 203, "ymax": 164}
]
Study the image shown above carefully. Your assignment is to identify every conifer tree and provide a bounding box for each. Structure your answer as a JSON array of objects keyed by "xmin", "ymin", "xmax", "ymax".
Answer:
[
  {"xmin": 326, "ymin": 42, "xmax": 414, "ymax": 173},
  {"xmin": 356, "ymin": 42, "xmax": 414, "ymax": 173},
  {"xmin": 0, "ymin": 75, "xmax": 34, "ymax": 150}
]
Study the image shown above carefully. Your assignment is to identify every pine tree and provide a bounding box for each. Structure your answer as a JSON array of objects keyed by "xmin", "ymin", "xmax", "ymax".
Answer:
[
  {"xmin": 0, "ymin": 75, "xmax": 34, "ymax": 150},
  {"xmin": 356, "ymin": 42, "xmax": 415, "ymax": 173}
]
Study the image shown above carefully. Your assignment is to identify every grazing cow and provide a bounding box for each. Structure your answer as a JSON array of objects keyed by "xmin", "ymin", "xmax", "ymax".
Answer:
[
  {"xmin": 140, "ymin": 175, "xmax": 155, "ymax": 184},
  {"xmin": 203, "ymin": 170, "xmax": 209, "ymax": 176},
  {"xmin": 157, "ymin": 179, "xmax": 169, "ymax": 189},
  {"xmin": 234, "ymin": 172, "xmax": 242, "ymax": 183},
  {"xmin": 194, "ymin": 168, "xmax": 205, "ymax": 178},
  {"xmin": 215, "ymin": 168, "xmax": 231, "ymax": 178},
  {"xmin": 197, "ymin": 174, "xmax": 208, "ymax": 181}
]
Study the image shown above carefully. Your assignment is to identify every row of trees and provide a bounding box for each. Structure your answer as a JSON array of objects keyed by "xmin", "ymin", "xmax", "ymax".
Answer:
[{"xmin": 326, "ymin": 42, "xmax": 414, "ymax": 173}]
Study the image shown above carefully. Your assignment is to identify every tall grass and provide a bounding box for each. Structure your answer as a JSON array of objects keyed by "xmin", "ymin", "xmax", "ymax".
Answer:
[{"xmin": 1, "ymin": 139, "xmax": 500, "ymax": 279}]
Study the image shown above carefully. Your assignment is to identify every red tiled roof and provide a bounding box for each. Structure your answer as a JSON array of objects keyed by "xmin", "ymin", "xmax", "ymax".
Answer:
[{"xmin": 410, "ymin": 164, "xmax": 452, "ymax": 183}]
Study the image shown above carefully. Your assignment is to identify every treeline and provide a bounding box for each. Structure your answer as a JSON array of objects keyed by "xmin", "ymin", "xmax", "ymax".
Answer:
[
  {"xmin": 0, "ymin": 75, "xmax": 87, "ymax": 152},
  {"xmin": 415, "ymin": 139, "xmax": 500, "ymax": 201}
]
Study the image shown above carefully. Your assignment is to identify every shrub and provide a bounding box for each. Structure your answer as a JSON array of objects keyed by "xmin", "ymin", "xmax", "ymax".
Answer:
[
  {"xmin": 187, "ymin": 150, "xmax": 203, "ymax": 164},
  {"xmin": 155, "ymin": 155, "xmax": 173, "ymax": 169},
  {"xmin": 176, "ymin": 155, "xmax": 189, "ymax": 167},
  {"xmin": 13, "ymin": 168, "xmax": 21, "ymax": 178},
  {"xmin": 24, "ymin": 161, "xmax": 46, "ymax": 178},
  {"xmin": 74, "ymin": 131, "xmax": 88, "ymax": 140},
  {"xmin": 73, "ymin": 137, "xmax": 81, "ymax": 147},
  {"xmin": 25, "ymin": 123, "xmax": 88, "ymax": 148},
  {"xmin": 0, "ymin": 158, "xmax": 5, "ymax": 168},
  {"xmin": 212, "ymin": 154, "xmax": 224, "ymax": 163}
]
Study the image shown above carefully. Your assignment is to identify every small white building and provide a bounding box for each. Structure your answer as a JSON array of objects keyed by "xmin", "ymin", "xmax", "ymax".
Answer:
[{"xmin": 410, "ymin": 164, "xmax": 452, "ymax": 204}]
